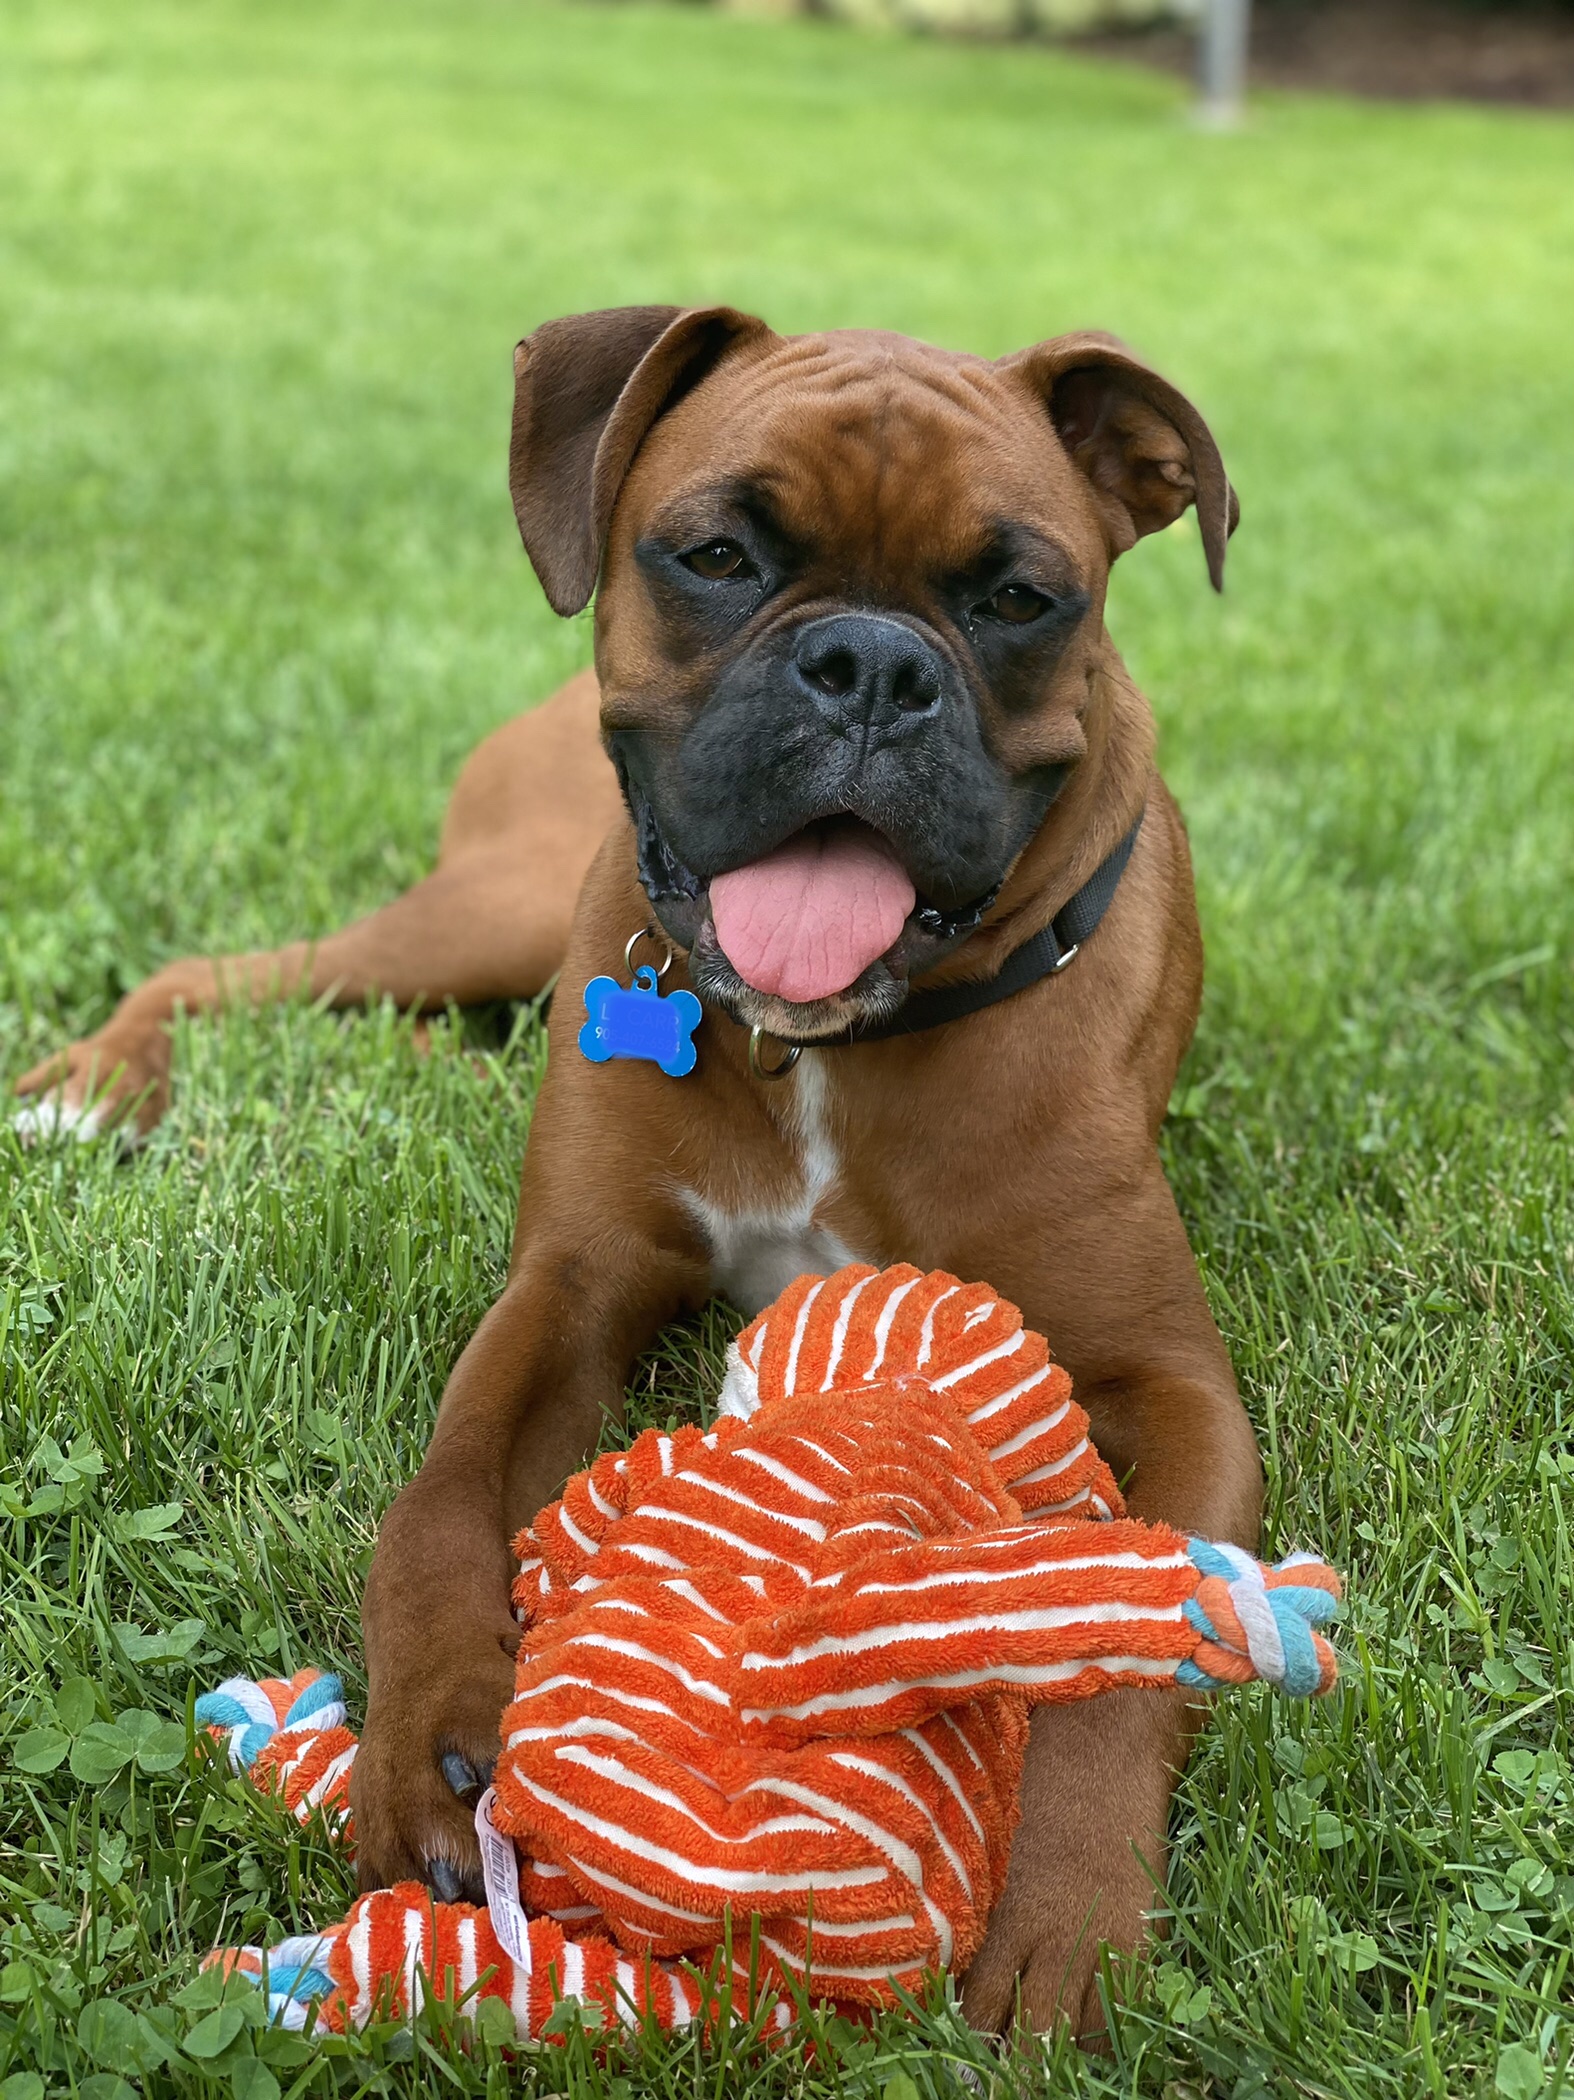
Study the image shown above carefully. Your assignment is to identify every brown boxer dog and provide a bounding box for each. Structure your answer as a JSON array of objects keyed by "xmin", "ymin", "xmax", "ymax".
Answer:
[{"xmin": 13, "ymin": 309, "xmax": 1262, "ymax": 2041}]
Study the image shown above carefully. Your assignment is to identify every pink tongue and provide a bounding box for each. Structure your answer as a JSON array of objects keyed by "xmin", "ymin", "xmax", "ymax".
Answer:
[{"xmin": 710, "ymin": 829, "xmax": 916, "ymax": 1004}]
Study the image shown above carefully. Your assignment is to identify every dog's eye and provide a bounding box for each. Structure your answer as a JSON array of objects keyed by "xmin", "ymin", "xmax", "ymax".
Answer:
[
  {"xmin": 682, "ymin": 540, "xmax": 752, "ymax": 580},
  {"xmin": 980, "ymin": 583, "xmax": 1049, "ymax": 625}
]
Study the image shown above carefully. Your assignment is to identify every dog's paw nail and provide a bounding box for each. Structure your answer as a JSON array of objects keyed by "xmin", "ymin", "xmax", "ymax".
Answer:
[
  {"xmin": 428, "ymin": 1857, "xmax": 463, "ymax": 1904},
  {"xmin": 441, "ymin": 1752, "xmax": 479, "ymax": 1800}
]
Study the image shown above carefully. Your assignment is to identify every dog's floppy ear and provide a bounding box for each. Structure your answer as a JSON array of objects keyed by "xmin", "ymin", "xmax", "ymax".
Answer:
[
  {"xmin": 1001, "ymin": 332, "xmax": 1238, "ymax": 590},
  {"xmin": 510, "ymin": 304, "xmax": 772, "ymax": 615}
]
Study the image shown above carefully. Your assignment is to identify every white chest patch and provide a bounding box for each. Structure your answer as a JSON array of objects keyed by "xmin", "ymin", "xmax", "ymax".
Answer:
[{"xmin": 679, "ymin": 1052, "xmax": 861, "ymax": 1316}]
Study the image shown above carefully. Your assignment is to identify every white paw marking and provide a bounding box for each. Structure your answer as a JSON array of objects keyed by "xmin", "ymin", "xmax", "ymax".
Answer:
[{"xmin": 12, "ymin": 1098, "xmax": 108, "ymax": 1148}]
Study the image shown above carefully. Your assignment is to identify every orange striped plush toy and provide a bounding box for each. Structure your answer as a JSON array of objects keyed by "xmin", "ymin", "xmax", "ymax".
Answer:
[{"xmin": 200, "ymin": 1264, "xmax": 1341, "ymax": 2039}]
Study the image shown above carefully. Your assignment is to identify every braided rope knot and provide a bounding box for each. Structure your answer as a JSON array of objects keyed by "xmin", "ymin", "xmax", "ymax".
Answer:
[
  {"xmin": 1179, "ymin": 1540, "xmax": 1341, "ymax": 1697},
  {"xmin": 195, "ymin": 1669, "xmax": 357, "ymax": 1834},
  {"xmin": 195, "ymin": 1669, "xmax": 347, "ymax": 1768},
  {"xmin": 206, "ymin": 1936, "xmax": 341, "ymax": 2032}
]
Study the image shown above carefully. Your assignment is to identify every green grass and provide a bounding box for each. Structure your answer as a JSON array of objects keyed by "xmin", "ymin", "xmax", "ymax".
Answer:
[{"xmin": 2, "ymin": 0, "xmax": 1572, "ymax": 2093}]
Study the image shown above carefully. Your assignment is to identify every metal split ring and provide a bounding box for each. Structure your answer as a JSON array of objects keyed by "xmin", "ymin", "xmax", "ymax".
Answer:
[
  {"xmin": 748, "ymin": 1027, "xmax": 801, "ymax": 1083},
  {"xmin": 624, "ymin": 925, "xmax": 675, "ymax": 978}
]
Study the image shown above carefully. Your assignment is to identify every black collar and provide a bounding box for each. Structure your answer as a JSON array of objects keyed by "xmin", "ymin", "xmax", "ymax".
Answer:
[{"xmin": 811, "ymin": 808, "xmax": 1144, "ymax": 1048}]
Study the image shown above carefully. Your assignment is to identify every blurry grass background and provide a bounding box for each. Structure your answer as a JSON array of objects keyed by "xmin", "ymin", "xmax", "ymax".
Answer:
[{"xmin": 2, "ymin": 1, "xmax": 1573, "ymax": 2094}]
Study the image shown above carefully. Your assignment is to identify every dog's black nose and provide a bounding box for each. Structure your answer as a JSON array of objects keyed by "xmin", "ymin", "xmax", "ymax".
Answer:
[{"xmin": 791, "ymin": 615, "xmax": 943, "ymax": 738}]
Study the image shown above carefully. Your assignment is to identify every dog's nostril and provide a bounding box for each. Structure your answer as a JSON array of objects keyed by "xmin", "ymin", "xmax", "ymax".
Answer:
[
  {"xmin": 891, "ymin": 660, "xmax": 936, "ymax": 712},
  {"xmin": 806, "ymin": 649, "xmax": 858, "ymax": 699}
]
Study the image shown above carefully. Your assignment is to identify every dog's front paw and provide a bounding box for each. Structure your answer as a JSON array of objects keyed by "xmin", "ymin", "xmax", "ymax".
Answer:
[
  {"xmin": 961, "ymin": 1828, "xmax": 1156, "ymax": 2046},
  {"xmin": 960, "ymin": 1692, "xmax": 1184, "ymax": 2046},
  {"xmin": 350, "ymin": 1669, "xmax": 514, "ymax": 1900},
  {"xmin": 352, "ymin": 1501, "xmax": 520, "ymax": 1899},
  {"xmin": 12, "ymin": 1092, "xmax": 112, "ymax": 1148},
  {"xmin": 12, "ymin": 1033, "xmax": 169, "ymax": 1148}
]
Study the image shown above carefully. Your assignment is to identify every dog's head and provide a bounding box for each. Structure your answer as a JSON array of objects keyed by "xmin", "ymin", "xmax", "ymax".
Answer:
[{"xmin": 510, "ymin": 307, "xmax": 1236, "ymax": 1040}]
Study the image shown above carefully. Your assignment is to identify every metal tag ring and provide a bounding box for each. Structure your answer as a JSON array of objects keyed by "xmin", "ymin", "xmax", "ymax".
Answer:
[
  {"xmin": 624, "ymin": 925, "xmax": 675, "ymax": 979},
  {"xmin": 748, "ymin": 1027, "xmax": 801, "ymax": 1082}
]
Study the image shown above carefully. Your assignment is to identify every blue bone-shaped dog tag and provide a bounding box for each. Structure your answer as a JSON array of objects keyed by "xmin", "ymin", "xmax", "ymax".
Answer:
[{"xmin": 579, "ymin": 965, "xmax": 702, "ymax": 1078}]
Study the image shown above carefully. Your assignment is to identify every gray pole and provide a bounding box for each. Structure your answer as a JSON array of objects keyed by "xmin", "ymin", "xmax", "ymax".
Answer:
[{"xmin": 1197, "ymin": 0, "xmax": 1251, "ymax": 128}]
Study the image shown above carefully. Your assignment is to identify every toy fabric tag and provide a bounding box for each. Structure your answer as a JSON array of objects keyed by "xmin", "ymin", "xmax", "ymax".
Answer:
[
  {"xmin": 474, "ymin": 1787, "xmax": 532, "ymax": 1969},
  {"xmin": 579, "ymin": 964, "xmax": 702, "ymax": 1078}
]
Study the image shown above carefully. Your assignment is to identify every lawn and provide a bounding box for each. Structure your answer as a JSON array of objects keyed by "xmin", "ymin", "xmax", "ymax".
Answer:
[{"xmin": 2, "ymin": 0, "xmax": 1572, "ymax": 2093}]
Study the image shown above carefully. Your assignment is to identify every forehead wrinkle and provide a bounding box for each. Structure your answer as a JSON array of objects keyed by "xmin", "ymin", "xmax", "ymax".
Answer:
[
  {"xmin": 645, "ymin": 331, "xmax": 1087, "ymax": 587},
  {"xmin": 783, "ymin": 378, "xmax": 1025, "ymax": 584},
  {"xmin": 726, "ymin": 330, "xmax": 1014, "ymax": 428},
  {"xmin": 788, "ymin": 334, "xmax": 1033, "ymax": 437},
  {"xmin": 683, "ymin": 329, "xmax": 1041, "ymax": 474}
]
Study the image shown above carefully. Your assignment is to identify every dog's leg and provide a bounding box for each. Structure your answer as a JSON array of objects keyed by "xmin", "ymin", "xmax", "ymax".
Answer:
[
  {"xmin": 11, "ymin": 673, "xmax": 620, "ymax": 1143},
  {"xmin": 956, "ymin": 1177, "xmax": 1263, "ymax": 2048},
  {"xmin": 349, "ymin": 929, "xmax": 713, "ymax": 1895},
  {"xmin": 351, "ymin": 1202, "xmax": 708, "ymax": 1896},
  {"xmin": 10, "ymin": 856, "xmax": 563, "ymax": 1143},
  {"xmin": 960, "ymin": 1378, "xmax": 1261, "ymax": 2046}
]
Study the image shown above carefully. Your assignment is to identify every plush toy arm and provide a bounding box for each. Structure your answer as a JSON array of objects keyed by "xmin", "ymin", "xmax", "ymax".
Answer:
[
  {"xmin": 195, "ymin": 1670, "xmax": 358, "ymax": 1841},
  {"xmin": 737, "ymin": 1522, "xmax": 1341, "ymax": 1742},
  {"xmin": 192, "ymin": 1679, "xmax": 754, "ymax": 2042},
  {"xmin": 193, "ymin": 1676, "xmax": 753, "ymax": 2040},
  {"xmin": 207, "ymin": 1885, "xmax": 787, "ymax": 2040},
  {"xmin": 1174, "ymin": 1538, "xmax": 1342, "ymax": 1693}
]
